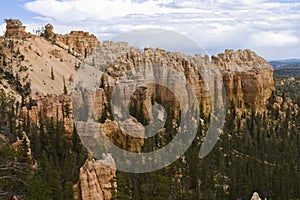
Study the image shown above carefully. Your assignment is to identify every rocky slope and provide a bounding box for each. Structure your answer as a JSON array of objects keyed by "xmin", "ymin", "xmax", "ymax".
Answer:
[
  {"xmin": 43, "ymin": 23, "xmax": 99, "ymax": 59},
  {"xmin": 0, "ymin": 19, "xmax": 99, "ymax": 99}
]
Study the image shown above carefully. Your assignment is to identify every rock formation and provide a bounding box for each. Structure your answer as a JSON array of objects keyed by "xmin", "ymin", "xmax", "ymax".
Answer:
[
  {"xmin": 87, "ymin": 44, "xmax": 274, "ymax": 125},
  {"xmin": 251, "ymin": 192, "xmax": 261, "ymax": 200},
  {"xmin": 55, "ymin": 31, "xmax": 99, "ymax": 58},
  {"xmin": 11, "ymin": 131, "xmax": 31, "ymax": 156},
  {"xmin": 75, "ymin": 118, "xmax": 145, "ymax": 155},
  {"xmin": 1, "ymin": 20, "xmax": 277, "ymax": 200},
  {"xmin": 73, "ymin": 42, "xmax": 275, "ymax": 168},
  {"xmin": 20, "ymin": 94, "xmax": 74, "ymax": 134},
  {"xmin": 212, "ymin": 49, "xmax": 274, "ymax": 110},
  {"xmin": 39, "ymin": 22, "xmax": 100, "ymax": 59},
  {"xmin": 43, "ymin": 23, "xmax": 55, "ymax": 42},
  {"xmin": 4, "ymin": 19, "xmax": 27, "ymax": 38},
  {"xmin": 76, "ymin": 154, "xmax": 117, "ymax": 200},
  {"xmin": 72, "ymin": 88, "xmax": 106, "ymax": 121}
]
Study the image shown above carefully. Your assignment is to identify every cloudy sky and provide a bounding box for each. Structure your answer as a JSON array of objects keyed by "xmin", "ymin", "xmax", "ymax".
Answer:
[{"xmin": 0, "ymin": 0, "xmax": 300, "ymax": 60}]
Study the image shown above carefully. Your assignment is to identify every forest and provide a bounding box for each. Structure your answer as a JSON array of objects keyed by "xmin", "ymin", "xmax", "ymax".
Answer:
[{"xmin": 0, "ymin": 72, "xmax": 299, "ymax": 199}]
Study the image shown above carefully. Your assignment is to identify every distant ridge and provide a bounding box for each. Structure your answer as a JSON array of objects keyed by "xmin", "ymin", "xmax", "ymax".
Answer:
[
  {"xmin": 269, "ymin": 59, "xmax": 300, "ymax": 77},
  {"xmin": 269, "ymin": 59, "xmax": 300, "ymax": 69}
]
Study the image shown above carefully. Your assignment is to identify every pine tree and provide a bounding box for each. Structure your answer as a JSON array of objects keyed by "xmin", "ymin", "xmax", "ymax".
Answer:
[
  {"xmin": 63, "ymin": 76, "xmax": 68, "ymax": 95},
  {"xmin": 51, "ymin": 66, "xmax": 54, "ymax": 80}
]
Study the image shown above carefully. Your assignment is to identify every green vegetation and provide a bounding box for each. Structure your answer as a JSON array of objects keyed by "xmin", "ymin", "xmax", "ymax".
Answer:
[
  {"xmin": 116, "ymin": 96, "xmax": 300, "ymax": 200},
  {"xmin": 0, "ymin": 39, "xmax": 299, "ymax": 199},
  {"xmin": 51, "ymin": 66, "xmax": 54, "ymax": 80},
  {"xmin": 0, "ymin": 90, "xmax": 87, "ymax": 199},
  {"xmin": 63, "ymin": 76, "xmax": 68, "ymax": 95},
  {"xmin": 1, "ymin": 78, "xmax": 299, "ymax": 199},
  {"xmin": 0, "ymin": 40, "xmax": 31, "ymax": 100},
  {"xmin": 274, "ymin": 76, "xmax": 300, "ymax": 101},
  {"xmin": 270, "ymin": 59, "xmax": 300, "ymax": 77}
]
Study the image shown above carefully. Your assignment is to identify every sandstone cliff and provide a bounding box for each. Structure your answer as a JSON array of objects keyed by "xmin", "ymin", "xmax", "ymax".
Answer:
[
  {"xmin": 80, "ymin": 43, "xmax": 274, "ymax": 128},
  {"xmin": 76, "ymin": 154, "xmax": 117, "ymax": 200},
  {"xmin": 42, "ymin": 23, "xmax": 100, "ymax": 59},
  {"xmin": 4, "ymin": 19, "xmax": 28, "ymax": 38},
  {"xmin": 72, "ymin": 41, "xmax": 275, "ymax": 154},
  {"xmin": 20, "ymin": 94, "xmax": 74, "ymax": 134},
  {"xmin": 212, "ymin": 49, "xmax": 274, "ymax": 110}
]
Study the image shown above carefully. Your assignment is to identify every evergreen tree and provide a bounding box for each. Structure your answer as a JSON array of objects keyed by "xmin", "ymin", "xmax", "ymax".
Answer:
[{"xmin": 51, "ymin": 66, "xmax": 54, "ymax": 80}]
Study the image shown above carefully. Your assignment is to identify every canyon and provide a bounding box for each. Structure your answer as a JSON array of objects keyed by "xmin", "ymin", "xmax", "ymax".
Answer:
[{"xmin": 0, "ymin": 19, "xmax": 276, "ymax": 200}]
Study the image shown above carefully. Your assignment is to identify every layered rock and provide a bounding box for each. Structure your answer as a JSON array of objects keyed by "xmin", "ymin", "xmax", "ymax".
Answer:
[
  {"xmin": 72, "ymin": 88, "xmax": 106, "ymax": 122},
  {"xmin": 4, "ymin": 19, "xmax": 27, "ymax": 38},
  {"xmin": 76, "ymin": 154, "xmax": 117, "ymax": 200},
  {"xmin": 96, "ymin": 47, "xmax": 213, "ymax": 121},
  {"xmin": 39, "ymin": 23, "xmax": 100, "ymax": 59},
  {"xmin": 43, "ymin": 23, "xmax": 55, "ymax": 42},
  {"xmin": 94, "ymin": 46, "xmax": 274, "ymax": 124},
  {"xmin": 212, "ymin": 49, "xmax": 274, "ymax": 110},
  {"xmin": 75, "ymin": 118, "xmax": 145, "ymax": 154},
  {"xmin": 20, "ymin": 94, "xmax": 74, "ymax": 134},
  {"xmin": 73, "ymin": 43, "xmax": 275, "ymax": 169},
  {"xmin": 56, "ymin": 31, "xmax": 99, "ymax": 58}
]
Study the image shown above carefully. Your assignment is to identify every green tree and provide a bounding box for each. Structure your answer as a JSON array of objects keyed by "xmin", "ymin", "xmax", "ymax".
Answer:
[{"xmin": 51, "ymin": 66, "xmax": 54, "ymax": 80}]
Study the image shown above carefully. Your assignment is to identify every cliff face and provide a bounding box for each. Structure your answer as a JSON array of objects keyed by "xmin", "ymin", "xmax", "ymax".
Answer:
[
  {"xmin": 4, "ymin": 19, "xmax": 28, "ymax": 38},
  {"xmin": 20, "ymin": 94, "xmax": 74, "ymax": 134},
  {"xmin": 87, "ymin": 44, "xmax": 274, "ymax": 126},
  {"xmin": 41, "ymin": 23, "xmax": 100, "ymax": 59},
  {"xmin": 56, "ymin": 31, "xmax": 99, "ymax": 58},
  {"xmin": 212, "ymin": 49, "xmax": 274, "ymax": 110},
  {"xmin": 76, "ymin": 154, "xmax": 117, "ymax": 200},
  {"xmin": 73, "ymin": 42, "xmax": 275, "ymax": 154}
]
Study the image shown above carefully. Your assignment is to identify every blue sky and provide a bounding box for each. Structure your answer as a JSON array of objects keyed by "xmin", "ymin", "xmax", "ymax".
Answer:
[{"xmin": 1, "ymin": 0, "xmax": 300, "ymax": 60}]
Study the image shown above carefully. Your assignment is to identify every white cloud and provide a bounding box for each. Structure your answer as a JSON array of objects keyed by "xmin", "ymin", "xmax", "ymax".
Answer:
[
  {"xmin": 23, "ymin": 0, "xmax": 300, "ymax": 59},
  {"xmin": 24, "ymin": 0, "xmax": 176, "ymax": 21},
  {"xmin": 249, "ymin": 31, "xmax": 299, "ymax": 47}
]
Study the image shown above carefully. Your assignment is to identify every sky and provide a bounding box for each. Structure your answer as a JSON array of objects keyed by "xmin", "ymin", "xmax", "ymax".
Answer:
[{"xmin": 0, "ymin": 0, "xmax": 300, "ymax": 60}]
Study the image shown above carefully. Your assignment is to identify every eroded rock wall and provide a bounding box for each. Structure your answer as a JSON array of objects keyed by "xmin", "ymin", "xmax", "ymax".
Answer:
[
  {"xmin": 76, "ymin": 154, "xmax": 117, "ymax": 200},
  {"xmin": 20, "ymin": 94, "xmax": 74, "ymax": 134},
  {"xmin": 212, "ymin": 49, "xmax": 274, "ymax": 110},
  {"xmin": 93, "ymin": 45, "xmax": 274, "ymax": 126},
  {"xmin": 4, "ymin": 19, "xmax": 28, "ymax": 38}
]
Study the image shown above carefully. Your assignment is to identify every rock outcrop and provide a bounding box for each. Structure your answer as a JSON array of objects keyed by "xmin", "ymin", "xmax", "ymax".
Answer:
[
  {"xmin": 91, "ymin": 45, "xmax": 274, "ymax": 123},
  {"xmin": 72, "ymin": 88, "xmax": 106, "ymax": 121},
  {"xmin": 212, "ymin": 49, "xmax": 274, "ymax": 110},
  {"xmin": 11, "ymin": 131, "xmax": 31, "ymax": 156},
  {"xmin": 43, "ymin": 23, "xmax": 55, "ymax": 42},
  {"xmin": 75, "ymin": 118, "xmax": 145, "ymax": 155},
  {"xmin": 251, "ymin": 192, "xmax": 261, "ymax": 200},
  {"xmin": 76, "ymin": 154, "xmax": 117, "ymax": 200},
  {"xmin": 20, "ymin": 94, "xmax": 74, "ymax": 134},
  {"xmin": 55, "ymin": 31, "xmax": 99, "ymax": 58},
  {"xmin": 40, "ymin": 23, "xmax": 100, "ymax": 59},
  {"xmin": 73, "ymin": 42, "xmax": 275, "ymax": 170},
  {"xmin": 4, "ymin": 19, "xmax": 28, "ymax": 38}
]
